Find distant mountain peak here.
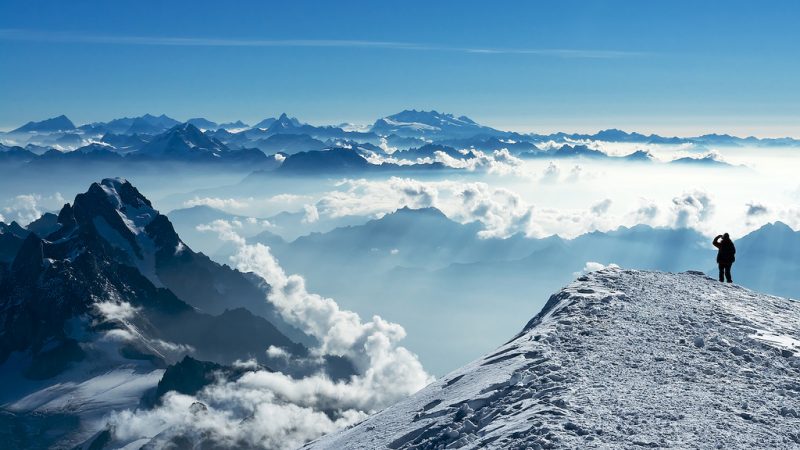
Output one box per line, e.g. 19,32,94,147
371,110,494,138
392,205,449,219
751,220,795,235
623,149,655,161
267,113,303,131
137,123,229,156
218,120,249,129
0,220,28,238
11,115,76,133
186,117,220,130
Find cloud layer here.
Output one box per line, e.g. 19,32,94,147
106,221,432,448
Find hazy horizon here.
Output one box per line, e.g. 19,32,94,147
4,109,800,140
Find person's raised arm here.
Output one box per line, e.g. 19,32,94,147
712,235,722,248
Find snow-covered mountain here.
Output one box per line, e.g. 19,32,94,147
371,110,502,139
308,268,800,449
136,123,229,156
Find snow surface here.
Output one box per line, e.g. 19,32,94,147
380,118,439,132
306,269,800,449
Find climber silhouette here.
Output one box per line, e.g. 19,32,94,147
712,233,736,283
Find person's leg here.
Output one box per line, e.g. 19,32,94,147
718,264,724,282
726,263,733,283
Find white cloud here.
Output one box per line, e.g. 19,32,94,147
378,137,398,154
2,192,65,225
196,221,246,246
107,223,435,448
432,148,525,175
633,199,660,223
108,386,364,450
540,162,561,183
302,204,319,224
268,193,313,204
184,196,249,210
101,328,137,343
95,301,139,321
268,176,739,240
574,261,620,276
745,202,768,217
671,191,714,228
315,177,534,239
93,300,195,359
153,339,195,354
566,164,583,182
456,184,533,239
310,177,693,239
242,217,274,229
590,199,612,215
266,346,290,359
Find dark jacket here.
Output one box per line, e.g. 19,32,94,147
713,236,736,264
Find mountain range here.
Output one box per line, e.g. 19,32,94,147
2,109,784,181
4,110,798,163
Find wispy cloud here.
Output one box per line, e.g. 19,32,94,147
0,28,642,59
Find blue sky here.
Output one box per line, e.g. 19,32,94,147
1,0,798,136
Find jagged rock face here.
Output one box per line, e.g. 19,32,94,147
25,212,61,238
0,178,307,378
308,269,800,449
149,356,265,406
0,218,189,378
0,221,29,263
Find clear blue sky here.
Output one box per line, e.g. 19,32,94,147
1,0,798,136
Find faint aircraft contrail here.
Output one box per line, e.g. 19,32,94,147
0,28,644,59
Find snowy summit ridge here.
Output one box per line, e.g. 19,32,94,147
308,269,800,449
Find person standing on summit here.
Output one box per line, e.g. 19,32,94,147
713,233,736,283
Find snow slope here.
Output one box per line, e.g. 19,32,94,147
307,269,800,449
